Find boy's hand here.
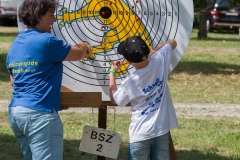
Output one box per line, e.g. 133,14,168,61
148,50,156,60
148,43,166,59
111,60,122,71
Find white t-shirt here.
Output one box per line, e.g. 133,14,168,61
113,44,178,143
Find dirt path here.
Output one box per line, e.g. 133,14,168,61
0,42,12,48
0,26,18,33
1,99,240,117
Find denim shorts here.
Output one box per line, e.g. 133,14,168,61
8,106,63,160
128,133,170,160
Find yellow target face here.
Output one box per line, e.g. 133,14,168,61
56,0,153,77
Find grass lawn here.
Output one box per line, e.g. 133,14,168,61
0,27,240,159
169,29,240,104
0,112,240,160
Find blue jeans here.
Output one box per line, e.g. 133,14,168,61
128,133,170,160
8,106,63,160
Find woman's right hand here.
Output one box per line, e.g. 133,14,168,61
84,43,93,58
76,42,93,58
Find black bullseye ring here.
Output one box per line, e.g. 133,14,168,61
100,7,112,19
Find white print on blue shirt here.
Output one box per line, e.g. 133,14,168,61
142,78,163,94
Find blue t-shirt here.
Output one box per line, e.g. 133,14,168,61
6,29,71,112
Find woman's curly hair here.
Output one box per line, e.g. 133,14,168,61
18,0,59,27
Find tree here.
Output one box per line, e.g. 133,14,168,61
198,0,207,39
224,0,240,7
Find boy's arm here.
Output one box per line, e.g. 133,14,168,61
149,39,177,59
109,72,117,105
109,61,122,105
167,39,177,50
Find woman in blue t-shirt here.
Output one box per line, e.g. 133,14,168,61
6,0,92,159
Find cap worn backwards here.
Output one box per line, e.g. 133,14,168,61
117,36,150,63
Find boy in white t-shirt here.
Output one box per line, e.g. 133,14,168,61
109,36,178,160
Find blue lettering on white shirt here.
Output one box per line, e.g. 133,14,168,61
142,78,163,94
145,92,157,101
141,93,163,115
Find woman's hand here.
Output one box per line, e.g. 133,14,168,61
84,43,93,58
75,42,93,58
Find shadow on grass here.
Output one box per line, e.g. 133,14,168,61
176,149,239,160
0,134,128,160
0,53,9,82
173,61,240,75
0,32,18,37
0,134,239,160
0,134,23,160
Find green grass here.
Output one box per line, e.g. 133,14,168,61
189,29,240,47
0,36,16,42
169,51,240,104
0,26,18,42
1,112,240,160
0,27,18,99
0,48,12,99
167,29,240,104
173,116,240,159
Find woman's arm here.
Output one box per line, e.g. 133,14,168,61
64,42,92,61
10,74,14,86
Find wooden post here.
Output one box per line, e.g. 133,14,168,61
97,106,107,160
198,0,207,39
169,132,177,160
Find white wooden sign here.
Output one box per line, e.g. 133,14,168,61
79,125,122,159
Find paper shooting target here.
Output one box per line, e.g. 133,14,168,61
18,0,193,101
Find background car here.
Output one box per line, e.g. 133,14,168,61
206,0,240,33
0,0,17,25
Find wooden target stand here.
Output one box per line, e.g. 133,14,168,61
60,86,177,160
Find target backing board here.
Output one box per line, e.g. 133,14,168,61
18,0,193,101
